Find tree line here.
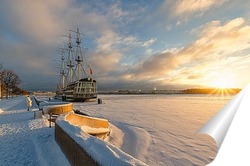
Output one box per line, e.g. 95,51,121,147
0,63,28,99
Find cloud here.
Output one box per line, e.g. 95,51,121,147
90,51,121,74
142,38,157,47
108,2,130,22
128,52,179,80
193,17,250,57
173,0,226,17
123,17,250,88
95,30,119,51
186,74,202,80
0,0,70,45
1,0,249,91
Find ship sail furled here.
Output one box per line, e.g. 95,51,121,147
58,48,67,90
55,26,97,101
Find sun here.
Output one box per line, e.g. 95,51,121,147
212,81,230,89
208,75,237,95
207,76,240,95
209,76,237,89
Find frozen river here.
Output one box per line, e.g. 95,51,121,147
73,94,233,166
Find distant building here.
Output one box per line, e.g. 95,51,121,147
32,91,56,97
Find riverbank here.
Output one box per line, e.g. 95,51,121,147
0,97,70,165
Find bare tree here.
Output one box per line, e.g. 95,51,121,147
1,70,21,99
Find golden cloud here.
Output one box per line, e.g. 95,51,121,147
127,17,250,86
173,0,225,16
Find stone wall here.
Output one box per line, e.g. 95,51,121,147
55,123,99,166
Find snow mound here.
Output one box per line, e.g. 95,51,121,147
57,116,148,166
115,122,152,160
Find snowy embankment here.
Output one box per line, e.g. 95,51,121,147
0,97,70,166
56,116,147,166
0,96,148,166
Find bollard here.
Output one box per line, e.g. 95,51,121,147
98,98,102,104
62,95,66,101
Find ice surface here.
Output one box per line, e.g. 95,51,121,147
198,84,250,165
73,94,233,165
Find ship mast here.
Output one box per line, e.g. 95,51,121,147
59,48,67,89
66,32,75,83
75,27,83,81
70,26,87,81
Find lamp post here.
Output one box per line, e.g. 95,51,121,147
0,73,2,99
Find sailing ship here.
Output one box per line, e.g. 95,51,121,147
55,27,97,101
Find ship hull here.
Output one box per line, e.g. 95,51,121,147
55,78,97,102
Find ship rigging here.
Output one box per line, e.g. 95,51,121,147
55,27,97,101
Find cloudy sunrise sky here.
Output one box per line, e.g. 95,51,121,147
0,0,250,91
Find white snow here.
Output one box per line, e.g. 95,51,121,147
73,94,233,166
57,117,147,166
80,125,110,135
198,84,250,165
0,96,70,166
0,94,234,165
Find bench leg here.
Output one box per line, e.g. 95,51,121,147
49,114,52,128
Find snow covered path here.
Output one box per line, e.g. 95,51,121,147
0,97,69,166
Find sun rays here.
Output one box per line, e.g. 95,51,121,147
208,88,240,96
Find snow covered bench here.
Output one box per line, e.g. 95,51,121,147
38,101,69,110
42,103,73,127
65,112,110,139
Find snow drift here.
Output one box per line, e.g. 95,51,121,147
56,115,147,166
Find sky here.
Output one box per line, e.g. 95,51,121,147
0,0,250,91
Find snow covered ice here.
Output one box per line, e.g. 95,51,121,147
74,94,232,166
0,94,234,165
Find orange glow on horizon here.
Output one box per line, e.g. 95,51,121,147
208,88,240,96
